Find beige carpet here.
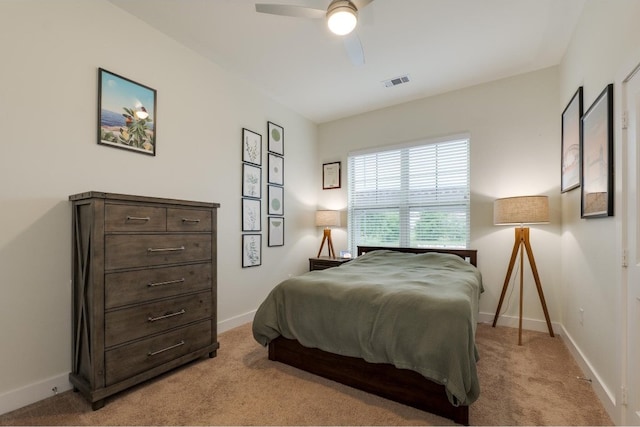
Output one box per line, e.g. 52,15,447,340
0,322,612,426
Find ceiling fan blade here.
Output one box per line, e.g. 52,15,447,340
255,4,326,19
351,0,373,11
343,33,365,66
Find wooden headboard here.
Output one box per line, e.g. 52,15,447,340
357,246,478,267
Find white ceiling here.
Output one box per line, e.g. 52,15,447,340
108,0,585,124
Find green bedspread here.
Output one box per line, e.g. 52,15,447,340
252,250,483,406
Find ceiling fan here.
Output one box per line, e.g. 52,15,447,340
255,0,374,66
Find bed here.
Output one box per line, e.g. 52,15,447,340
252,246,481,425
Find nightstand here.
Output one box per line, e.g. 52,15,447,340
309,256,352,271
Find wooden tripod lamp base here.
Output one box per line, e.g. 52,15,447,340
492,226,554,345
317,228,336,258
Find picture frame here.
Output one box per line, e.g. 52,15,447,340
242,128,262,166
323,161,341,189
242,234,262,268
268,121,284,155
267,217,285,247
268,153,284,185
98,68,157,156
561,87,583,192
242,198,261,231
267,185,284,216
242,163,262,199
581,83,614,218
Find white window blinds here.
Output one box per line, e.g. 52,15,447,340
347,136,470,251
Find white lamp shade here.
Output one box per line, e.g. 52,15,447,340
315,210,341,227
494,196,549,225
327,3,357,35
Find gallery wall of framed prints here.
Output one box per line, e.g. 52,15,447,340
241,121,285,267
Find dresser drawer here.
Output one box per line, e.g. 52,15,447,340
105,234,212,270
167,208,212,232
105,263,212,309
105,320,212,386
105,292,212,347
105,204,166,232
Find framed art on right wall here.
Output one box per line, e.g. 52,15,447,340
581,83,614,218
561,86,582,192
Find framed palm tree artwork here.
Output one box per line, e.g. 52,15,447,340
98,68,157,156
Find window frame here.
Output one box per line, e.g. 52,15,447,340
347,134,470,252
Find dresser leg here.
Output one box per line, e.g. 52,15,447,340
92,399,105,411
208,350,217,358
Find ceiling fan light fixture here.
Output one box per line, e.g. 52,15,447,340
327,1,357,35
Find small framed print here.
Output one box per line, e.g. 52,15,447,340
581,83,614,218
561,87,582,192
268,217,285,247
242,128,262,166
242,163,261,198
268,185,284,216
242,234,261,268
323,161,341,189
268,153,284,185
268,121,284,155
242,198,261,231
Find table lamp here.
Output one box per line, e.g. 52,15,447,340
315,210,340,258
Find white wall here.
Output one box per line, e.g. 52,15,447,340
0,0,317,414
559,0,640,423
317,67,563,329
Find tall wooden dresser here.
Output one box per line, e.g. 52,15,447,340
69,192,220,409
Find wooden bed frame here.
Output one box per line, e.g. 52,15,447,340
268,246,478,425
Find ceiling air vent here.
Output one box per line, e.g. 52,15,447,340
382,74,410,88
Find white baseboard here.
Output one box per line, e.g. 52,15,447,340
0,313,257,416
478,311,562,334
218,310,255,333
0,373,72,416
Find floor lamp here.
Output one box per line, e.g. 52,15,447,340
492,195,554,345
315,210,340,258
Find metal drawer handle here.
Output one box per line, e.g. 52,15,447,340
147,246,185,253
148,309,186,322
127,216,151,221
148,278,185,287
148,340,185,357
181,218,201,223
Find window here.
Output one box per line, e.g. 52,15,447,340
347,135,470,251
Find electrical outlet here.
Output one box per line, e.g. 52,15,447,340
579,308,584,325
52,386,58,395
